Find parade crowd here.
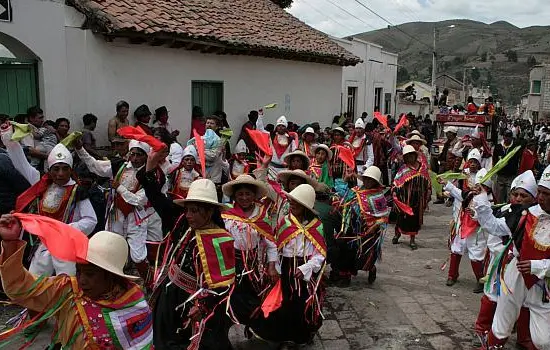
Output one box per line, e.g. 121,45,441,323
0,100,548,350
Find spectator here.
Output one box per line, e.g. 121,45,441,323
466,96,477,114
493,130,522,203
107,100,130,144
25,107,57,172
153,106,180,140
81,113,100,158
519,139,539,174
239,110,259,156
190,106,205,137
74,162,106,235
214,111,230,129
14,114,26,124
134,104,153,135
54,117,70,142
421,117,434,149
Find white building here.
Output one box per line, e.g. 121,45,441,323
525,64,550,123
396,81,432,117
0,0,359,145
332,37,398,121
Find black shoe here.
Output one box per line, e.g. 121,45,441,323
446,278,457,286
278,341,297,350
434,199,445,204
336,277,351,288
392,236,400,244
473,282,484,294
368,267,377,284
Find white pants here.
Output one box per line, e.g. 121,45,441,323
146,211,163,242
29,243,76,276
492,258,550,349
108,209,148,263
450,229,487,261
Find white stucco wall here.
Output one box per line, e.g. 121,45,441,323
332,37,398,121
1,0,343,146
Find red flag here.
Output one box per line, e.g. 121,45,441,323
12,213,89,264
193,129,206,177
261,280,283,318
393,114,409,134
117,126,165,152
373,112,389,130
246,129,273,156
392,194,414,216
337,145,355,169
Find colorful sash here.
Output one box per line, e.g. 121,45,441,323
195,228,236,289
222,203,274,242
459,210,480,239
520,213,550,289
353,188,390,219
277,215,326,257
348,133,366,157
393,162,430,189
71,278,153,349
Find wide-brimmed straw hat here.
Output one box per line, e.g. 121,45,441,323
222,174,267,198
285,184,318,215
360,166,382,185
85,231,139,281
405,135,427,145
331,126,346,135
277,169,319,189
406,130,425,139
174,179,223,207
314,144,332,160
403,145,417,155
283,150,311,169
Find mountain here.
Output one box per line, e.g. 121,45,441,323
351,20,550,104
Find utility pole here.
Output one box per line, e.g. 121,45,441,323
431,25,437,113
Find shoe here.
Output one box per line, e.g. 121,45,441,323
410,243,418,250
473,282,484,294
434,199,445,204
446,278,456,286
392,236,400,244
368,267,377,284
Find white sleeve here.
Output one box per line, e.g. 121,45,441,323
365,144,374,168
444,182,463,201
473,193,511,237
168,143,184,169
297,246,325,282
530,259,550,279
264,238,278,263
1,134,40,185
69,199,98,235
76,148,113,178
116,186,148,208
451,140,464,157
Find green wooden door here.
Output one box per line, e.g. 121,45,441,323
0,63,38,116
192,81,224,116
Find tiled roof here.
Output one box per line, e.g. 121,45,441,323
68,0,360,66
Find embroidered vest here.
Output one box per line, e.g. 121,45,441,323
38,184,78,223
277,215,326,257
113,165,139,216
519,212,550,289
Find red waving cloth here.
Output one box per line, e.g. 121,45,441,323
246,129,273,156
373,112,389,130
12,213,88,263
393,114,408,134
337,145,355,169
193,128,206,177
15,174,50,212
392,194,414,216
117,126,165,152
261,279,283,318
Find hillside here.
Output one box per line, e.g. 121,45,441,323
351,20,550,104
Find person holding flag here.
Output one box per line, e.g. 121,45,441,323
169,145,201,199
269,116,297,180
392,145,431,250
229,140,251,180
329,126,352,180
0,125,97,277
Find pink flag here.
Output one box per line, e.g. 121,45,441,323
193,129,206,177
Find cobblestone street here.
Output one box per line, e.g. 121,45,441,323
229,204,516,350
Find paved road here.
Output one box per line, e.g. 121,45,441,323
3,203,518,349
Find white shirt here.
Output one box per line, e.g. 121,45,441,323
223,204,277,263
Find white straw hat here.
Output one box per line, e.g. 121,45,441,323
361,166,382,185
406,130,425,139
405,135,427,145
222,174,267,198
402,145,416,155
304,127,315,135
331,126,346,135
467,148,482,163
47,143,73,169
314,144,332,160
85,231,139,281
285,184,318,215
283,150,311,169
443,126,458,134
174,179,223,207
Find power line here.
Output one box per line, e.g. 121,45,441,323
351,0,433,50
299,0,358,35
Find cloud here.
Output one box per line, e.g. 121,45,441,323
288,0,550,37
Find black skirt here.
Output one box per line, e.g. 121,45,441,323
230,249,263,326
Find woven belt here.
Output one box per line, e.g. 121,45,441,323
168,263,198,293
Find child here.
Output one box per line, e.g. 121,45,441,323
29,120,58,171
310,144,334,188
169,145,201,199
229,139,250,180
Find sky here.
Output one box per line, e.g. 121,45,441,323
287,0,550,38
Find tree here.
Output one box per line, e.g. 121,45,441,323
454,71,463,82
481,52,487,62
489,55,496,61
527,55,537,67
505,50,518,62
397,67,410,83
271,0,293,8
471,69,481,82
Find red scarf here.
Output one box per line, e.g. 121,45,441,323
222,203,274,242
16,174,52,213
348,132,366,157
277,215,326,257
